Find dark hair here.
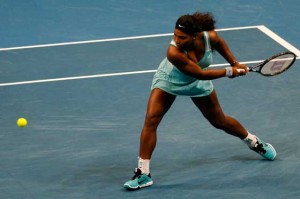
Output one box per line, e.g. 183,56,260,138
175,11,216,35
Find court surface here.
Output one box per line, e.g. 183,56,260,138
1,1,300,199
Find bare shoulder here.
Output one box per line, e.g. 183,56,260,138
207,30,221,46
167,45,188,67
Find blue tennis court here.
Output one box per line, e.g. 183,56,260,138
1,1,300,199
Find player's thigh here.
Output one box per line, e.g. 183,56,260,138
145,88,176,124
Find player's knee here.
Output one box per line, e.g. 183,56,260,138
144,114,162,129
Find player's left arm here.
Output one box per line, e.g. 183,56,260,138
209,30,248,70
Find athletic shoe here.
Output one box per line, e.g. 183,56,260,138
251,137,277,160
124,168,153,190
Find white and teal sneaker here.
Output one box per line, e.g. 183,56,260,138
124,168,153,190
251,137,277,160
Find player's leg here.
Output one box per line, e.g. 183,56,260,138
191,90,276,160
191,90,248,138
124,88,176,190
139,88,176,159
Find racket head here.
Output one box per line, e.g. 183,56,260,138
256,52,296,76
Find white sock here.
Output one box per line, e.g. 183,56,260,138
138,157,150,175
242,132,258,148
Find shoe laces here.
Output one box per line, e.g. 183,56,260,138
131,168,142,180
131,168,151,180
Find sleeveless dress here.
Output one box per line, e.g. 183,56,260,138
151,31,214,97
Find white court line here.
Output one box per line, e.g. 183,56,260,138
0,60,269,87
0,70,157,87
0,25,299,87
1,58,299,87
0,25,260,51
257,25,300,57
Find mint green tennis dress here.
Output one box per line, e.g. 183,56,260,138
151,31,214,97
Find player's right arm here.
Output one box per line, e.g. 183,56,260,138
167,45,228,80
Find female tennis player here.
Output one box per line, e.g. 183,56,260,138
124,11,276,190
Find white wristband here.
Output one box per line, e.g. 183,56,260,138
225,67,233,77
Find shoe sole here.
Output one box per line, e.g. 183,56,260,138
124,181,153,190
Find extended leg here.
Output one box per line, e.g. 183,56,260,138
191,90,248,139
191,90,276,160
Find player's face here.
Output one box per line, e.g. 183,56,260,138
173,29,194,50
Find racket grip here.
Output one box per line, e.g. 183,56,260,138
237,67,251,73
237,69,245,73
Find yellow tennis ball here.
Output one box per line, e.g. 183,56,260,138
17,118,27,127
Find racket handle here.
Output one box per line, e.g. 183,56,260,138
237,67,251,73
248,67,254,72
237,69,245,73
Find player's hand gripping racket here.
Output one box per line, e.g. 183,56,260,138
248,51,296,76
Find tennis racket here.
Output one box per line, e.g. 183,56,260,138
248,51,296,76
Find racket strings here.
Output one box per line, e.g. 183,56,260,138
260,54,295,75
